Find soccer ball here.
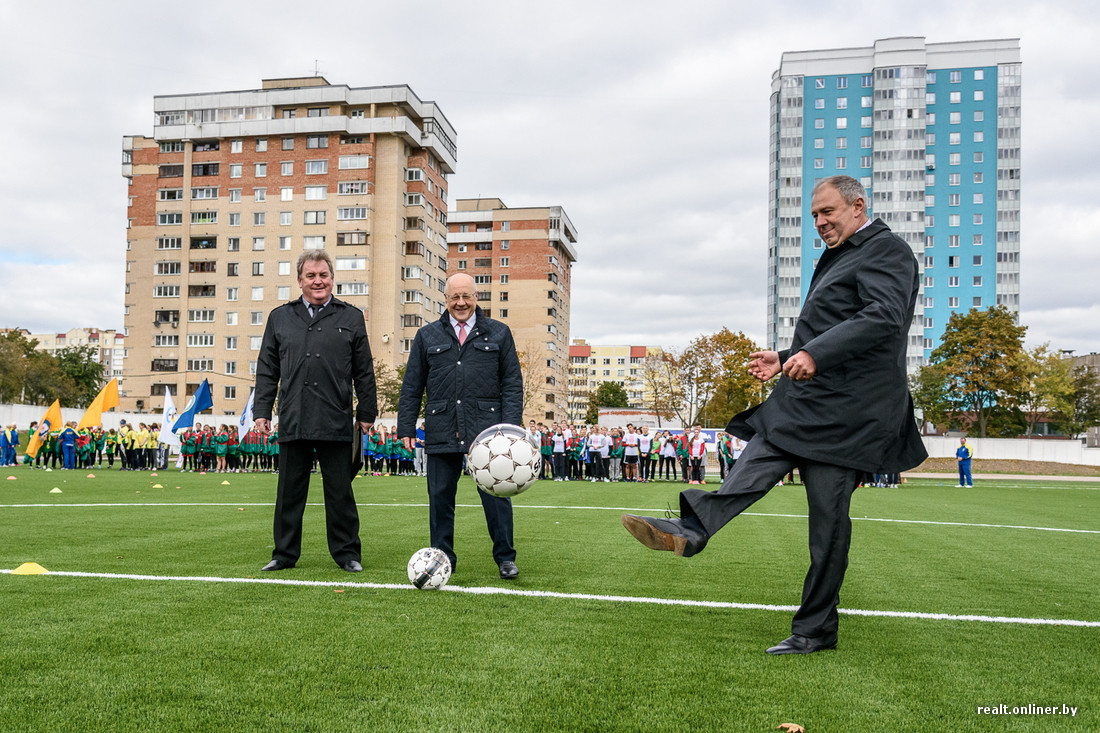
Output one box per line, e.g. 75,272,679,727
406,547,452,590
466,423,541,497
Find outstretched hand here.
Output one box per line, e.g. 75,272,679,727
748,351,782,382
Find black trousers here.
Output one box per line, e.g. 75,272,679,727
427,452,515,571
271,439,360,566
680,436,860,640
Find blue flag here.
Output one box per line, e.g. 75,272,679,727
172,379,214,432
237,388,255,441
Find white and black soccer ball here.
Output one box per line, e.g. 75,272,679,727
407,547,452,590
466,423,541,497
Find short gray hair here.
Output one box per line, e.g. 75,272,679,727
296,249,334,278
812,175,868,207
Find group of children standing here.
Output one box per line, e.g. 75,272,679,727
179,424,279,473
525,422,745,485
361,425,423,476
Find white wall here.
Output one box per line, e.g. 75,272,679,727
921,435,1100,466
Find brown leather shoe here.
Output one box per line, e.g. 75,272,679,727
621,515,707,557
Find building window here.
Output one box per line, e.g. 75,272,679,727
306,135,328,149
226,336,237,350
253,212,265,226
228,213,241,227
252,262,264,276
250,312,263,326
158,212,183,226
335,282,368,296
337,207,368,220
280,212,292,226
305,186,327,200
338,181,368,195
337,231,367,246
251,287,263,301
255,163,267,178
278,286,290,300
304,210,327,225
338,155,370,170
226,312,238,326
335,257,366,271
252,237,265,250
256,139,268,152
305,160,328,175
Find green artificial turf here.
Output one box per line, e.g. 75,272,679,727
1,468,1096,731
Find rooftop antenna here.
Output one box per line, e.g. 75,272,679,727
313,59,324,77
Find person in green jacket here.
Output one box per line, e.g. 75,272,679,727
214,425,229,472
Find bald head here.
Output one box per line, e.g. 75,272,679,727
445,273,477,323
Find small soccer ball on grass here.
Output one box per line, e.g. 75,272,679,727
465,423,541,497
407,547,452,590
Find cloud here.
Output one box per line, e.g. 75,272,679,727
0,0,1098,360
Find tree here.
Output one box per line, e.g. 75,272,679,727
641,351,683,427
928,306,1027,438
373,360,404,417
1018,344,1074,436
55,345,105,407
514,339,546,421
696,328,766,427
910,364,952,433
585,381,629,424
1058,365,1100,438
0,331,32,403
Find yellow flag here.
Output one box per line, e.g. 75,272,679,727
26,400,63,459
77,378,120,430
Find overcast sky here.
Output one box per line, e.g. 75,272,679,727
2,0,1098,355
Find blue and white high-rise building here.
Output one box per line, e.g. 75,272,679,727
767,37,1021,370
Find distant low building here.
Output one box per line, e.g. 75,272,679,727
26,327,126,392
568,339,664,420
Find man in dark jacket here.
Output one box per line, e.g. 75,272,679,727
623,175,927,654
254,250,377,572
399,273,524,579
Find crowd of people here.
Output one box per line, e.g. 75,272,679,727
516,421,745,484
8,419,282,473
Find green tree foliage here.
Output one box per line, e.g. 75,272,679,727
0,331,102,407
1058,365,1100,438
585,381,629,424
696,328,767,427
910,364,952,432
1018,344,1075,436
55,345,105,407
928,306,1027,438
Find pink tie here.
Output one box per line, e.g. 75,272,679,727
458,322,467,345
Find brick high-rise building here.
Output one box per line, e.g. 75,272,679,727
121,76,456,414
447,198,577,424
768,37,1021,370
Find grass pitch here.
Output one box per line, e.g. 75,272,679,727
1,467,1097,732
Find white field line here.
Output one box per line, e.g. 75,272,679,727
2,501,1097,535
2,568,1097,628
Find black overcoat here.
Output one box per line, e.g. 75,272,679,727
397,307,523,454
253,297,377,442
728,219,927,473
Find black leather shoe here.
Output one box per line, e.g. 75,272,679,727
766,634,837,655
621,514,708,557
261,559,295,571
499,560,519,580
341,560,363,572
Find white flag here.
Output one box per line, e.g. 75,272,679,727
159,387,180,447
238,388,255,441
